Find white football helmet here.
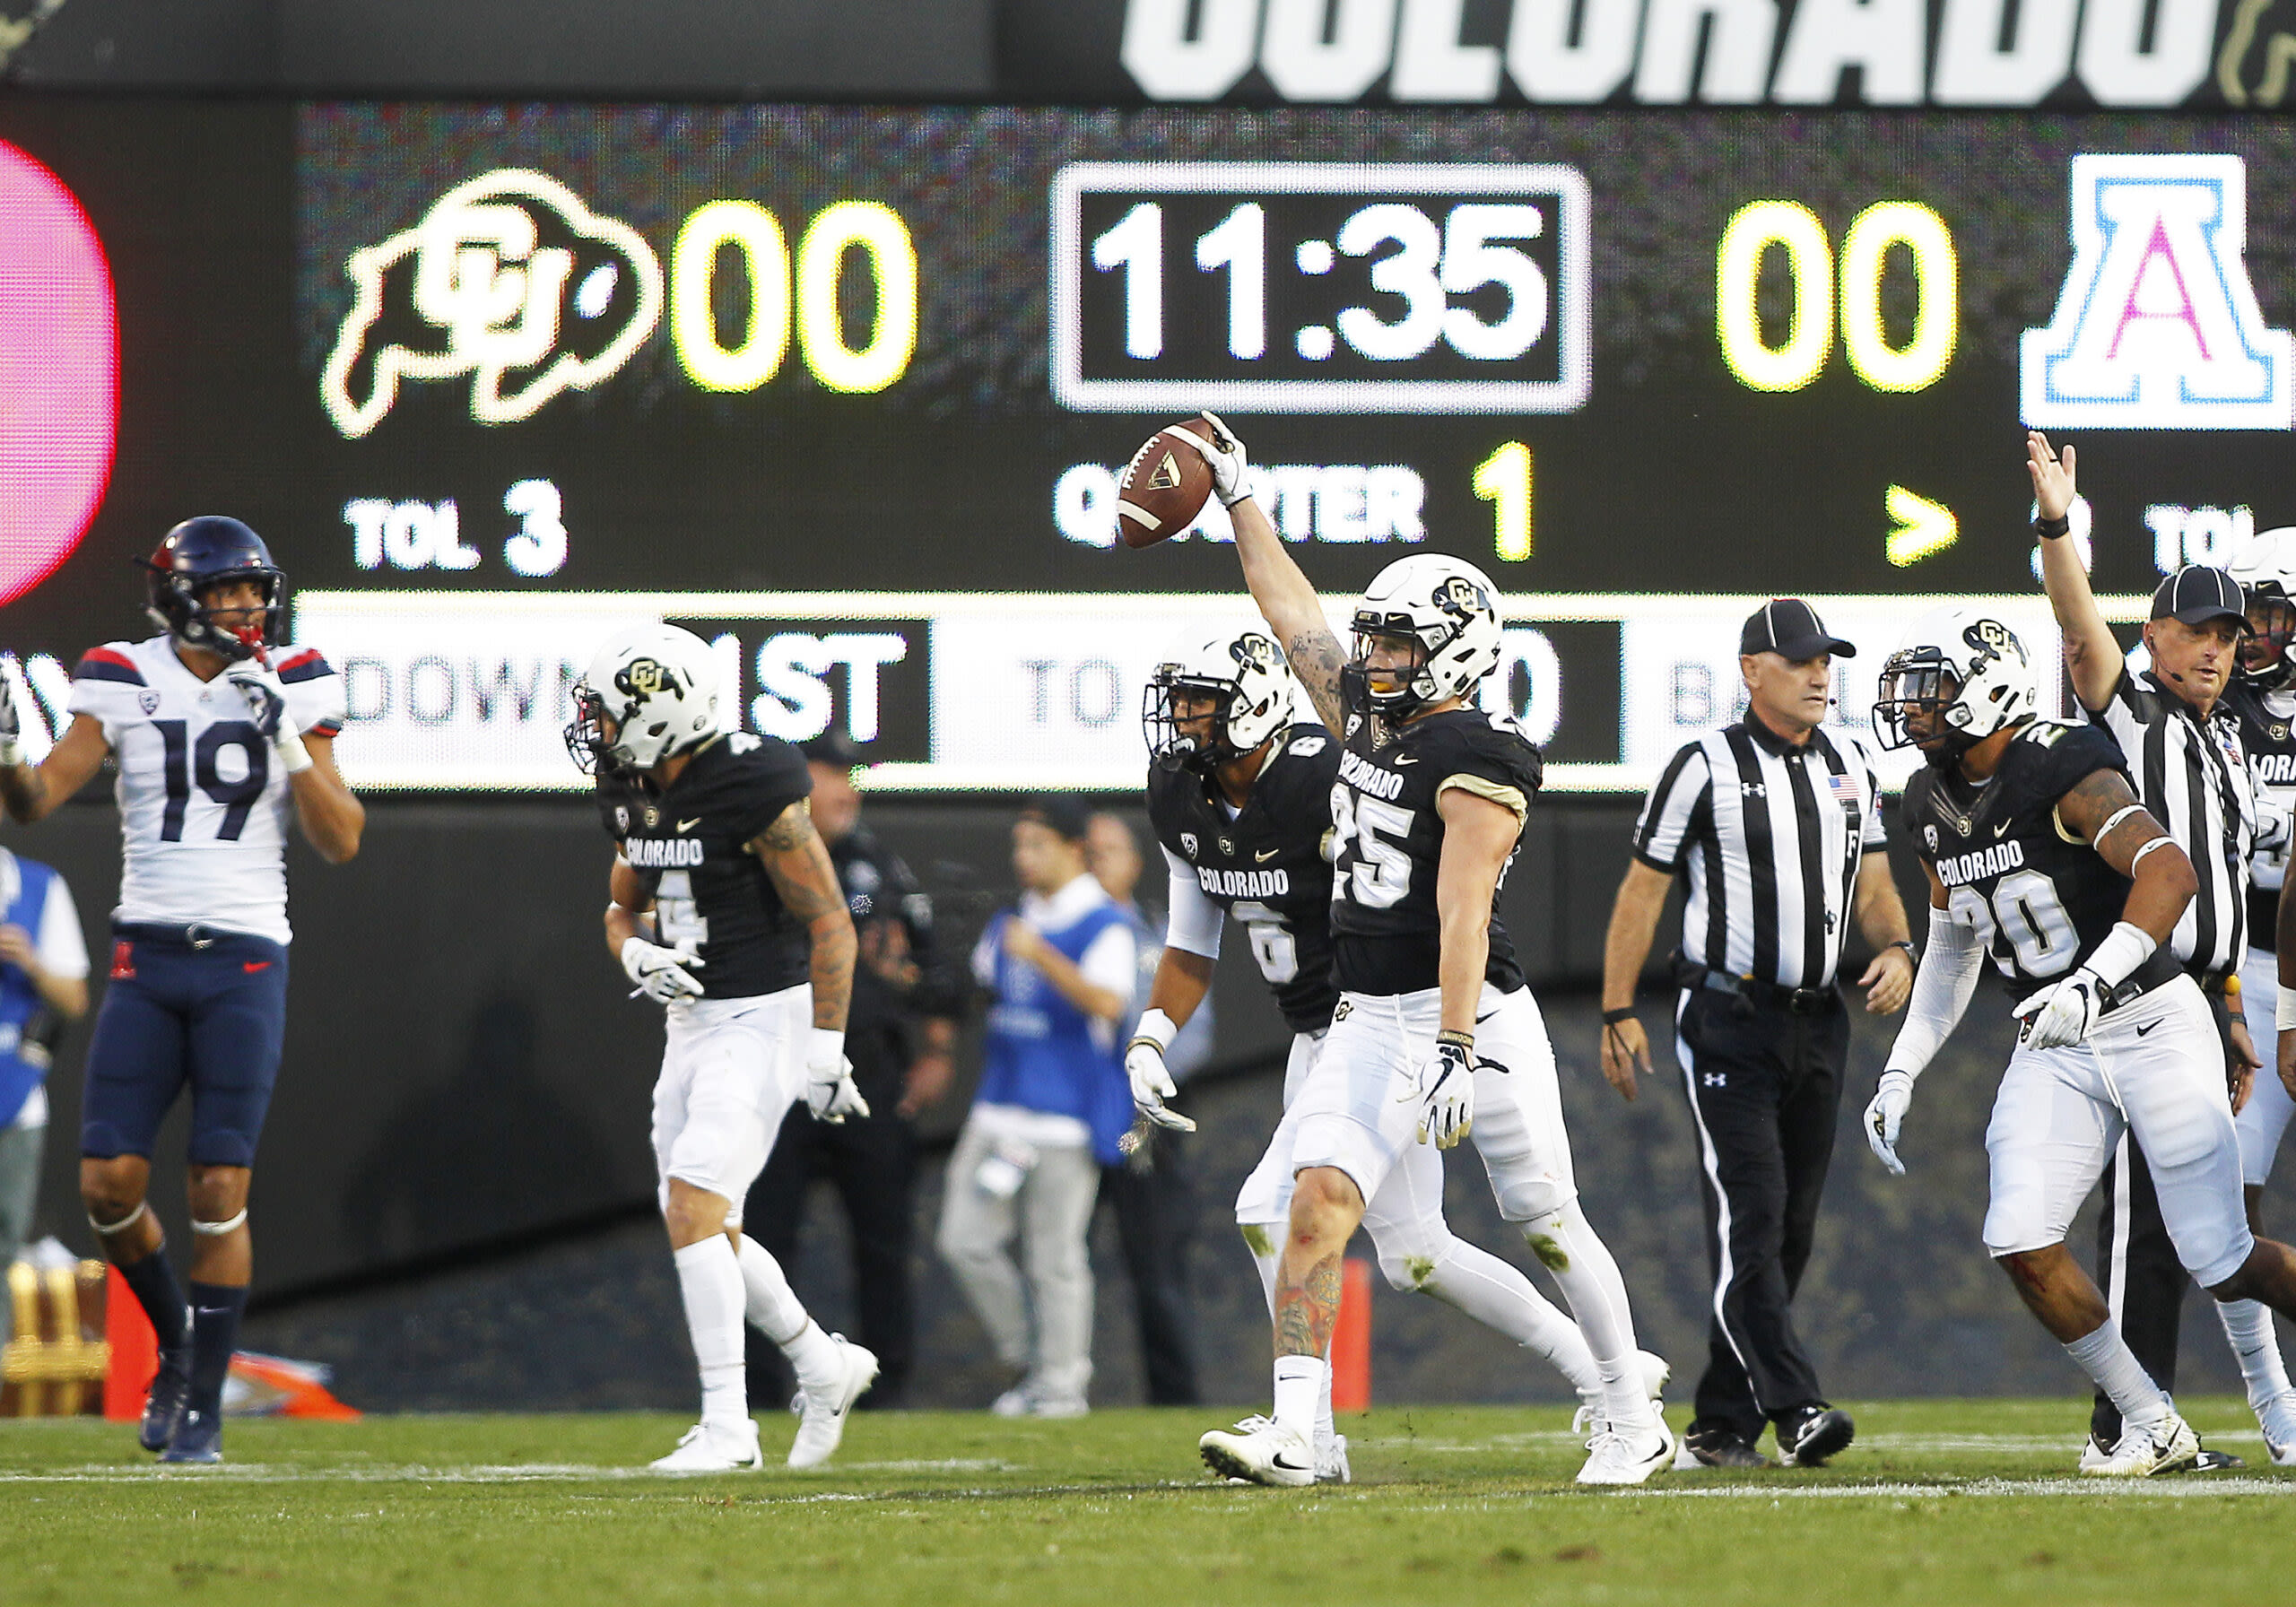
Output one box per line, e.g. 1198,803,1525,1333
2231,526,2296,691
1348,553,1504,718
564,623,722,777
1143,624,1296,771
1872,604,2036,758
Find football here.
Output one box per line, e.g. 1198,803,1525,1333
1115,416,1216,548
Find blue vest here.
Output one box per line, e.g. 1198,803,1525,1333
978,894,1134,1165
0,854,59,1127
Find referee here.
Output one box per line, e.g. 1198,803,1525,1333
2029,431,2277,1468
1601,599,1914,1470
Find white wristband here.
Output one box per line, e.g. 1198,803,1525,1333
1131,1007,1178,1052
808,1028,847,1073
275,728,314,776
2278,986,2296,1032
2084,920,2158,990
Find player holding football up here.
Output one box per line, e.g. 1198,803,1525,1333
566,624,875,1472
1866,606,2296,1475
0,517,362,1463
1129,628,1665,1482
1172,419,1673,1487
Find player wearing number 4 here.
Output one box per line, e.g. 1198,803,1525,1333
566,624,875,1472
1866,606,2296,1476
0,517,363,1464
1174,417,1674,1487
1133,629,1666,1482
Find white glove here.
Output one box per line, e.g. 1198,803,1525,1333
224,658,312,775
1407,1032,1476,1149
620,935,706,1003
1189,411,1254,508
1125,1009,1196,1134
2013,968,2105,1050
0,669,20,765
1865,1070,1914,1177
804,1029,871,1124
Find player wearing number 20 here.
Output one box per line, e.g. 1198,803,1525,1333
1178,418,1673,1489
567,624,875,1472
1868,606,2296,1476
0,517,363,1464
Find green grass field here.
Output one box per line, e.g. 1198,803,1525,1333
4,1400,2292,1605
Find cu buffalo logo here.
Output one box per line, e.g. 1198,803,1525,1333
320,169,663,439
1437,576,1486,613
1231,632,1279,673
1963,618,2023,663
614,656,679,699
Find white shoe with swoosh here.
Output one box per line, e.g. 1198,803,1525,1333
1200,1415,1315,1487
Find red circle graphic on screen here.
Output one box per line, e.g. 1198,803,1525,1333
0,142,117,606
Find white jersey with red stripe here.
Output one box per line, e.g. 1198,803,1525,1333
65,635,347,944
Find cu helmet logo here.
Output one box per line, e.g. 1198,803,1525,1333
1231,632,1278,673
320,169,665,439
1438,576,1484,612
1963,618,2022,661
615,656,677,699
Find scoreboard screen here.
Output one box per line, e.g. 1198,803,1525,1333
0,101,2276,791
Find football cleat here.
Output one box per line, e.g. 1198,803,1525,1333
159,1407,222,1464
1200,1415,1316,1488
1777,1404,1856,1468
2257,1389,2296,1467
787,1334,877,1469
1576,1419,1675,1486
2082,1412,2200,1478
1677,1422,1773,1469
1316,1433,1352,1485
648,1420,763,1472
1571,1350,1673,1436
139,1344,193,1455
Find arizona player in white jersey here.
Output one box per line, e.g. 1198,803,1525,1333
566,624,875,1472
0,517,363,1463
1175,418,1674,1487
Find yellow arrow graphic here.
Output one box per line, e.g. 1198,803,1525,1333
1886,485,1957,568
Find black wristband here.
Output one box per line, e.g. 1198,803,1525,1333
2034,511,2072,540
1601,1006,1638,1025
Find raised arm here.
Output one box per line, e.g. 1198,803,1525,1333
2028,432,2124,714
752,797,857,1034
1184,417,1349,735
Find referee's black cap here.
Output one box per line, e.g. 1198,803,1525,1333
1740,599,1856,661
1018,795,1093,843
800,729,865,768
2151,565,2248,630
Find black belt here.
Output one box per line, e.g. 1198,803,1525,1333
1672,957,1840,1016
113,920,246,951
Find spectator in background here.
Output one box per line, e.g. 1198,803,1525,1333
938,797,1135,1418
744,732,960,1411
0,846,90,1334
1086,810,1207,1406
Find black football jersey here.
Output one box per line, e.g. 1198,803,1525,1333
1328,705,1543,996
2225,681,2296,949
1900,719,2178,997
1146,722,1341,1034
597,732,813,999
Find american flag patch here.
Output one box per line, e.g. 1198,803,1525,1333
1829,775,1859,806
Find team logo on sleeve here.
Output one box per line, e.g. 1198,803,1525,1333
1179,831,1198,858
321,169,665,439
1924,823,1940,851
137,689,160,715
2022,154,2292,430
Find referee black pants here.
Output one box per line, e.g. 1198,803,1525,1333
1677,988,1848,1443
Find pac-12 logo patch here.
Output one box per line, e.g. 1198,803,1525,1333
137,689,161,715
321,169,664,439
1179,832,1197,858
2022,154,2292,430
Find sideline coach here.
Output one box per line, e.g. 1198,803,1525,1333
1600,600,1914,1470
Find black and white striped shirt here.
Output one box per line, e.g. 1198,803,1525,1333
2089,669,2256,977
1631,717,1889,990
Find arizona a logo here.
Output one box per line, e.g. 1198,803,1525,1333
2022,155,2292,430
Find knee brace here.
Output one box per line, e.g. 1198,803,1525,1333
190,1209,248,1236
87,1201,148,1237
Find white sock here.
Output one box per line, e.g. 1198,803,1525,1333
1248,1224,1335,1446
673,1238,749,1434
1412,1238,1602,1397
2216,1299,2295,1407
1272,1355,1326,1441
735,1235,839,1390
1521,1206,1653,1431
2066,1320,2171,1431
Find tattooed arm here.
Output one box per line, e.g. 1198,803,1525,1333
752,797,857,1033
2057,766,2196,943
1229,492,1348,736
